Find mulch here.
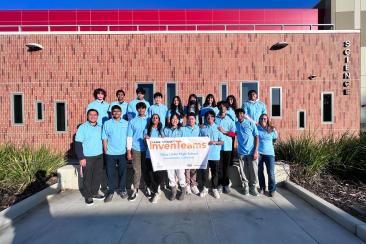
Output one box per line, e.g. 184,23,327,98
288,163,366,222
0,175,58,212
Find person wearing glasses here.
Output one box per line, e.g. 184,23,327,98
257,114,278,197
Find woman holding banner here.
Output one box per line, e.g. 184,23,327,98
144,114,166,204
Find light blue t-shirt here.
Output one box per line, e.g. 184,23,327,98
127,116,148,151
227,107,237,122
144,127,164,158
102,118,128,155
148,104,168,127
235,119,259,156
163,127,184,138
257,126,278,156
199,106,219,124
127,99,150,120
199,123,223,161
215,114,236,151
242,100,267,123
183,124,200,137
86,100,110,126
75,122,103,157
108,101,129,120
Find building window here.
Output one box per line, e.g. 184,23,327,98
166,83,176,106
298,110,306,129
137,83,154,105
35,101,44,121
321,92,333,123
220,83,228,101
270,87,282,118
55,102,67,132
241,81,259,105
196,95,203,108
11,93,24,125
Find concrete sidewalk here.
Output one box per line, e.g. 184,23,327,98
0,188,363,244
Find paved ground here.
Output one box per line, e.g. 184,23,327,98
0,187,364,244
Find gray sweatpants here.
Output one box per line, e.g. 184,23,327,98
238,155,258,189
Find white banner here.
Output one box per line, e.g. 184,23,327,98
146,137,210,171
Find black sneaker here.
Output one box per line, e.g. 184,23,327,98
92,194,105,201
85,198,94,206
118,191,128,199
104,193,113,203
128,190,138,202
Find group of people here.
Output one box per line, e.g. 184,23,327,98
75,87,278,206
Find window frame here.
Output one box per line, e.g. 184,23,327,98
54,101,67,133
270,87,282,119
240,81,259,106
10,92,24,126
321,92,334,124
297,109,306,130
35,100,44,122
136,82,155,106
219,82,228,101
165,82,177,106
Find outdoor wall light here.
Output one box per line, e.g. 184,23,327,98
25,43,43,52
308,74,317,80
270,41,288,50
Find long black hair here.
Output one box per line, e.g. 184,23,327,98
170,96,185,117
186,94,199,116
203,94,216,107
226,95,238,109
147,114,163,137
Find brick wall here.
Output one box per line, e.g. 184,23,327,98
0,32,360,154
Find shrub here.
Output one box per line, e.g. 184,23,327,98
0,144,66,193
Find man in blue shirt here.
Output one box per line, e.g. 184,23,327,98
127,102,148,201
199,111,224,199
127,88,150,120
242,90,267,124
102,105,129,202
108,89,128,121
216,101,236,194
75,109,105,205
86,88,110,126
235,108,259,196
148,92,168,127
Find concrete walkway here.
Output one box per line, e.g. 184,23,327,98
0,188,363,244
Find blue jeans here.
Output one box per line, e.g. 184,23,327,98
105,154,127,193
258,154,276,193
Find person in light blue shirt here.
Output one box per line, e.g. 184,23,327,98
102,105,129,202
235,108,259,196
126,102,148,201
199,94,219,124
183,112,201,195
127,87,150,120
108,89,128,121
148,92,168,127
86,88,110,125
199,111,224,199
164,113,186,201
75,109,104,205
215,101,236,194
257,114,278,197
242,90,267,124
143,113,166,204
166,96,185,125
226,95,239,166
184,94,200,125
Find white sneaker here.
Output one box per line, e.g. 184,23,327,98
217,185,223,194
146,187,152,197
191,186,200,195
200,187,208,197
151,192,160,204
212,189,220,199
186,186,192,195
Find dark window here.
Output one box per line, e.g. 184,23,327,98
137,84,154,105
322,93,333,122
166,83,176,106
271,88,281,117
197,96,203,108
56,102,66,132
299,111,305,129
221,84,227,101
241,82,258,104
12,94,23,124
36,102,43,121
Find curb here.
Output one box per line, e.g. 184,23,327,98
284,180,366,242
0,182,61,231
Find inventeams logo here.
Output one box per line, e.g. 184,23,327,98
149,139,208,150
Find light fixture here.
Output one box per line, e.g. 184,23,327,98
25,43,43,52
270,41,288,50
308,74,317,80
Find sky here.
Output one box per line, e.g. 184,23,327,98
0,0,321,10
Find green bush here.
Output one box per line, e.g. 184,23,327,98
0,144,66,193
275,132,366,181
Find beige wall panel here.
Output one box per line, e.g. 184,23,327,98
336,0,355,12
335,11,354,29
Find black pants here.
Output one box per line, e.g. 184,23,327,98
219,151,232,187
201,160,219,189
146,158,165,193
82,154,104,198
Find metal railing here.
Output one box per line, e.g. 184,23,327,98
0,23,335,32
